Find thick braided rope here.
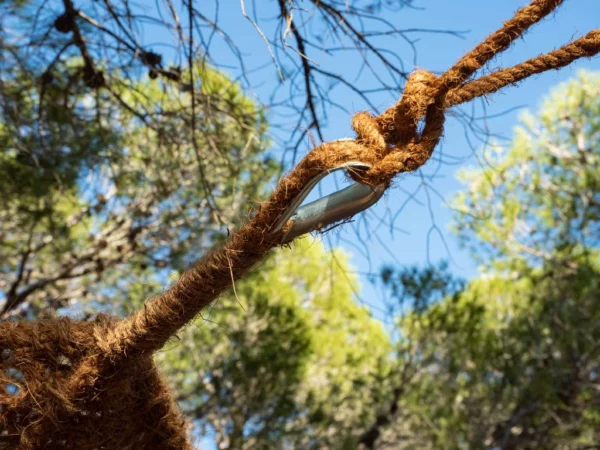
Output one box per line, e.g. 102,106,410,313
355,0,566,185
446,29,600,107
104,0,600,358
101,141,377,356
355,29,600,186
437,0,564,91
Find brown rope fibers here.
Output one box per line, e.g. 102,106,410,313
1,1,598,448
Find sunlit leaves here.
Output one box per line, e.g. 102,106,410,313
155,239,390,449
452,70,600,273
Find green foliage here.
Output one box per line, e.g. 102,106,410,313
386,263,600,449
152,239,391,449
452,70,600,273
0,52,277,318
375,71,600,449
2,13,393,449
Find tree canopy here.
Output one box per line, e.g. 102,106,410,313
0,55,276,319
373,71,600,449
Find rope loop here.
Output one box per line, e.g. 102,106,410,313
352,70,439,152
350,70,442,185
389,70,439,147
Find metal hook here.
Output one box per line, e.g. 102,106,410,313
272,160,385,243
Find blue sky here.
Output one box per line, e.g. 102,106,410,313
144,0,599,319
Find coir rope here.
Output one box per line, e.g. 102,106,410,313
1,1,599,448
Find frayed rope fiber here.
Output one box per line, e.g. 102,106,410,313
1,1,599,448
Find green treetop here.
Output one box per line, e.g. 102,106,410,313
0,54,277,319
372,71,600,450
151,239,391,450
452,70,600,274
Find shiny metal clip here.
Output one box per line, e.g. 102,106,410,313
272,161,385,243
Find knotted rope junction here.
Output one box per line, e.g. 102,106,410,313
1,1,598,448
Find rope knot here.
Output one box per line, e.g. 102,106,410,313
350,69,444,185
388,70,438,147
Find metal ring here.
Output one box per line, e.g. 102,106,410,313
272,160,385,243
